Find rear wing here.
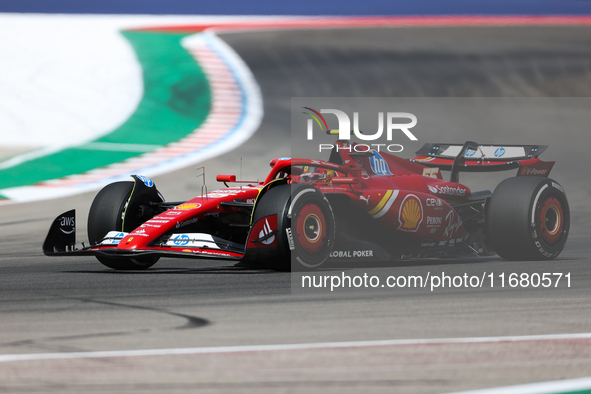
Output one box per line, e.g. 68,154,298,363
410,141,554,182
416,143,548,160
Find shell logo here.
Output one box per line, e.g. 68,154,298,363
175,203,202,210
521,167,528,175
398,195,423,232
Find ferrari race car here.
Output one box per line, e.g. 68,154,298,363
43,140,570,271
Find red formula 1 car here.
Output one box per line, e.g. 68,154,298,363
43,140,570,271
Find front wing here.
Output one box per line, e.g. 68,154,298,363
42,210,243,261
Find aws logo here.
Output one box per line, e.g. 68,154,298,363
59,215,75,235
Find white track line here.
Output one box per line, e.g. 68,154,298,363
2,332,591,363
443,377,591,394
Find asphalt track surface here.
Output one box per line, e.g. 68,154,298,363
1,26,591,393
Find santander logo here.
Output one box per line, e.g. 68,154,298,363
428,184,466,197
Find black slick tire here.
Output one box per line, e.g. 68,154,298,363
288,185,335,271
486,177,569,260
88,181,159,270
251,184,335,271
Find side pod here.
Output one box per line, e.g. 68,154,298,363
43,210,77,255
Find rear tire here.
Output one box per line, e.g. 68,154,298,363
88,181,161,270
486,177,569,260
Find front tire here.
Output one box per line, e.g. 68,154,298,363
486,177,569,260
289,185,335,270
88,181,162,270
251,184,335,271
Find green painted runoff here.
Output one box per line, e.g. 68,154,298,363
0,31,211,189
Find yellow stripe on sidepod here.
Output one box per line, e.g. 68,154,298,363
368,190,393,216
